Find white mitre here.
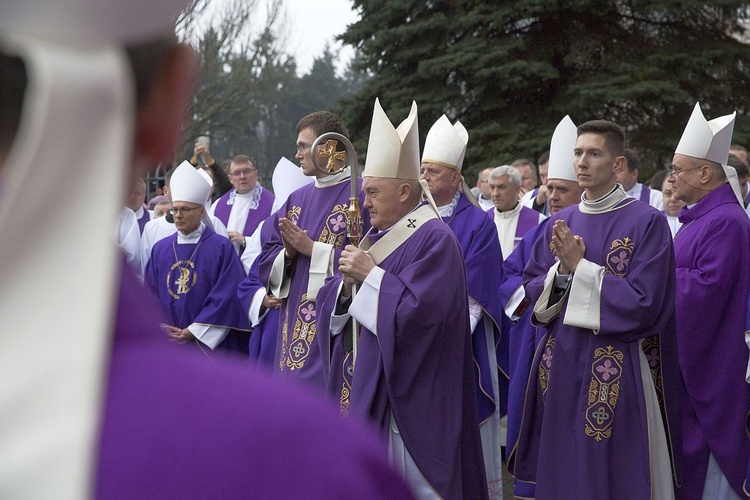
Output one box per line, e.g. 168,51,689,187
171,161,216,231
272,156,314,213
548,115,578,182
675,102,743,204
0,1,189,498
422,114,468,171
363,98,420,180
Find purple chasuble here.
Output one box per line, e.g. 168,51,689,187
136,206,150,235
315,217,489,500
145,226,250,346
673,183,750,499
96,260,414,499
213,187,275,237
499,219,550,499
257,178,369,389
640,184,651,204
517,198,683,500
444,192,507,424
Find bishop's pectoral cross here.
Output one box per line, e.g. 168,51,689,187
317,139,346,172
175,268,191,295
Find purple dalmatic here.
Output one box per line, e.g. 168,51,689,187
96,259,414,499
499,218,550,499
315,218,488,500
257,178,368,388
444,192,507,424
517,197,683,500
145,226,250,351
673,183,750,498
213,186,275,237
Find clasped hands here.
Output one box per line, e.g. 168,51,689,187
279,217,314,258
551,219,586,274
338,244,375,296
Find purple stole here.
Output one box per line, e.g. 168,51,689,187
514,205,541,250
639,184,651,204
213,188,274,236
136,206,150,235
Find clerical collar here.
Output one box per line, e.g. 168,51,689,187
495,201,522,219
231,184,263,209
314,167,350,188
579,184,631,214
178,222,205,243
437,191,461,218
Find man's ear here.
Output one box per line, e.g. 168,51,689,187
613,156,625,174
134,44,198,166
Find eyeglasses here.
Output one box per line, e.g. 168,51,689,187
668,164,705,178
295,144,311,154
169,206,202,215
229,168,257,177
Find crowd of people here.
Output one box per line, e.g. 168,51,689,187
3,1,750,499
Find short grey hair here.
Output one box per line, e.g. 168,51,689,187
489,165,521,187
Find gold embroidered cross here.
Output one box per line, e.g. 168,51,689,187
317,139,346,172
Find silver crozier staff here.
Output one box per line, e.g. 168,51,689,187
310,134,363,367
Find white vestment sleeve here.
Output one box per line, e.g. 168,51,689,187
240,221,264,274
504,285,526,321
328,281,349,337
562,258,605,332
268,251,290,299
247,287,268,327
469,297,482,333
187,323,229,350
533,261,568,324
307,241,334,302
349,266,385,336
140,228,153,276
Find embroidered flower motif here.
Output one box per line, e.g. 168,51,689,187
596,359,619,381
542,346,553,369
610,251,629,272
301,304,316,322
330,214,346,232
645,347,659,368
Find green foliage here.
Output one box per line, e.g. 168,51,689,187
339,0,750,182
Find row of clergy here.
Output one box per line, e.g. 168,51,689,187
139,96,750,500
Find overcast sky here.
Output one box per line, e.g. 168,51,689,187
283,0,358,75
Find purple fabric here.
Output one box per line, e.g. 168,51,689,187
517,199,683,499
444,192,507,422
673,183,750,499
136,206,150,235
212,187,275,237
499,219,550,499
96,260,414,499
145,227,250,336
257,178,368,388
485,204,543,253
640,184,651,204
316,218,489,500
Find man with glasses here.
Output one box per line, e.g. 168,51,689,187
670,103,750,499
210,154,274,255
257,111,368,390
145,162,250,355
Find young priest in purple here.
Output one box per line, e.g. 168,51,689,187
517,120,682,499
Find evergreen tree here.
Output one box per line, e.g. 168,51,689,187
339,0,750,180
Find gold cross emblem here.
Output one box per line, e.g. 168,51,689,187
317,139,346,172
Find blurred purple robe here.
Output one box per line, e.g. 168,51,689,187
316,217,489,500
674,183,750,498
96,260,415,499
517,197,683,499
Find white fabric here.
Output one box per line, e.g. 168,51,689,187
504,285,526,321
247,287,268,327
625,182,663,210
348,266,385,336
388,413,439,499
421,115,468,171
140,215,228,275
468,298,482,333
666,215,683,239
116,206,142,273
271,157,314,213
492,203,537,259
480,315,504,499
637,344,675,500
209,187,257,254
477,195,493,212
171,160,211,205
363,99,421,181
268,249,289,299
187,323,228,350
675,103,735,167
0,39,130,499
307,241,334,302
314,167,350,188
436,191,460,218
329,282,349,336
547,115,578,182
533,262,568,324
563,258,605,332
240,220,264,274
701,453,741,500
579,184,630,214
